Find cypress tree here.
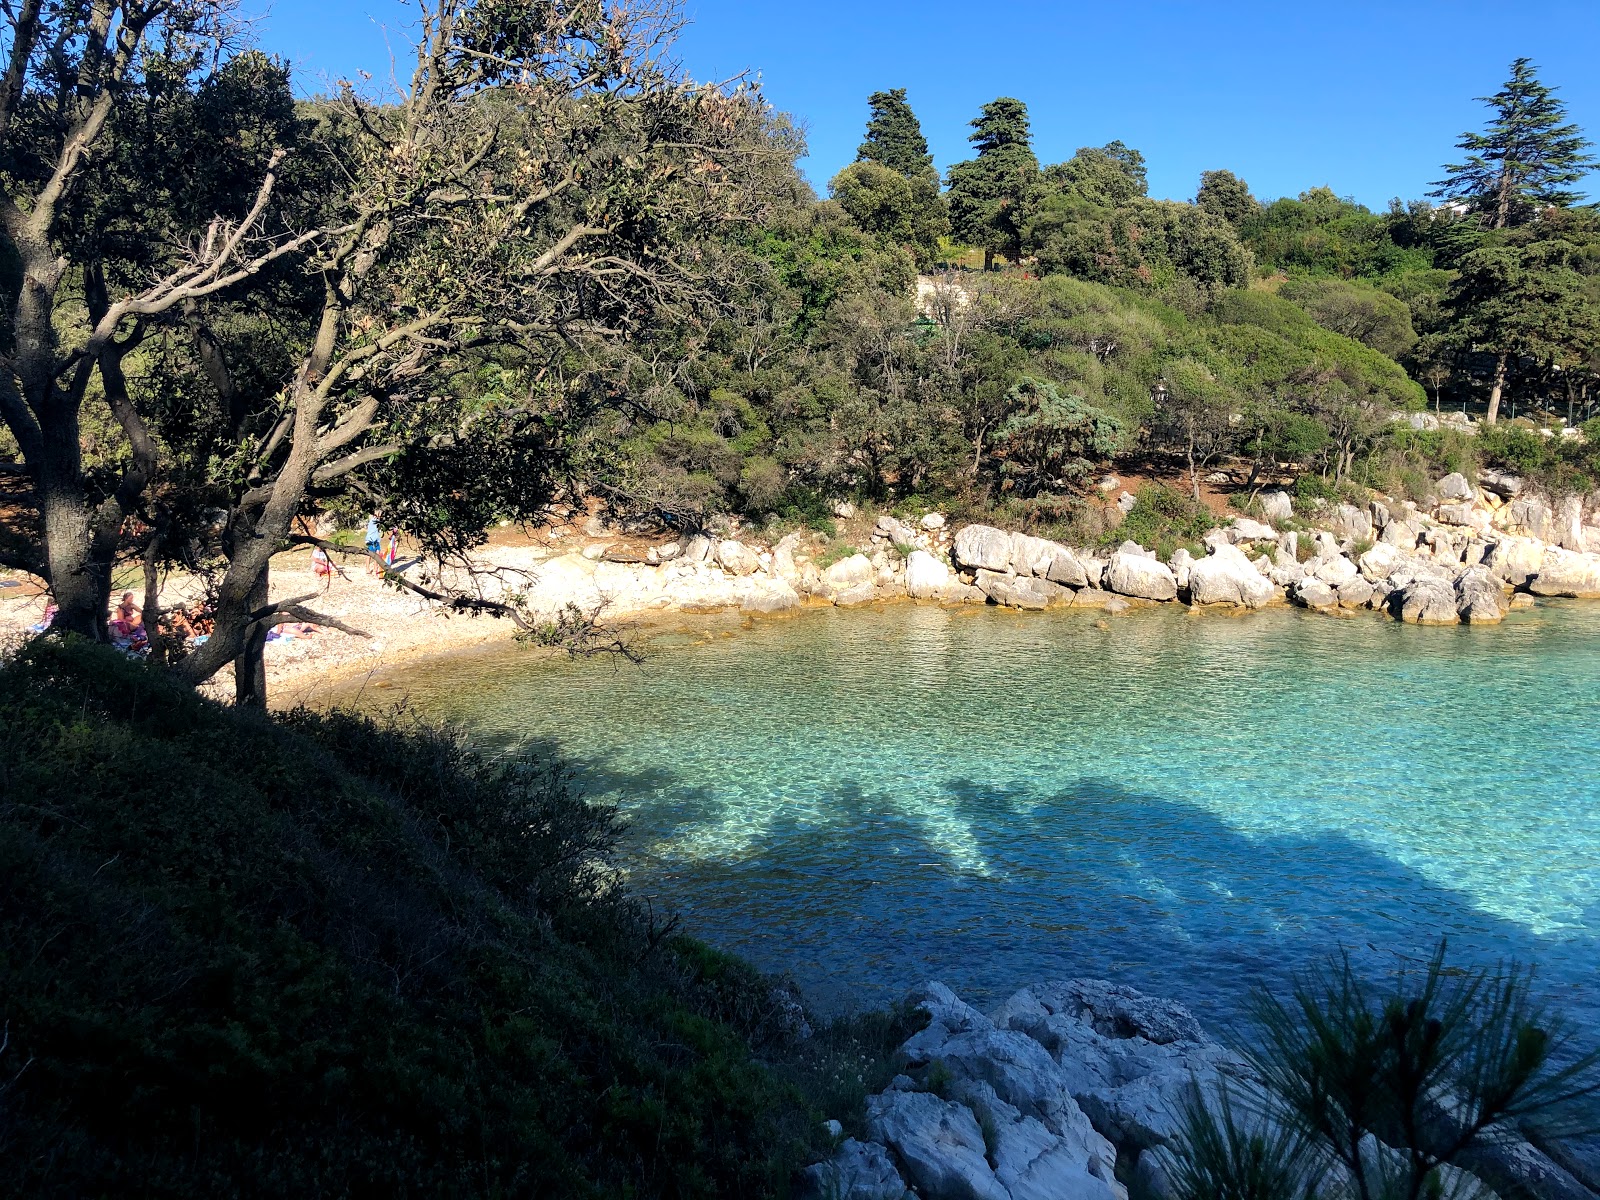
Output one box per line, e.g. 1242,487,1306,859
855,88,936,182
944,97,1039,270
1431,58,1596,230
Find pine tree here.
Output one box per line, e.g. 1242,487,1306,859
1431,58,1596,230
855,88,936,182
944,97,1039,270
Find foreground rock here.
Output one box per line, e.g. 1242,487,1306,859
1530,549,1600,598
803,980,1593,1200
1187,543,1277,608
1107,551,1177,602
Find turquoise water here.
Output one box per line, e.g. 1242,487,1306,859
363,602,1600,1035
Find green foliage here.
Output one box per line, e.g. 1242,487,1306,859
854,88,937,182
1173,942,1600,1200
1280,277,1418,358
1433,57,1597,227
945,98,1039,268
1196,169,1261,228
992,377,1124,497
0,639,872,1197
1113,483,1215,557
829,160,948,262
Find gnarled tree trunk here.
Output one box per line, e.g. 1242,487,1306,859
1485,353,1508,425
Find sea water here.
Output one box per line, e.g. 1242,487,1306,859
359,602,1600,1038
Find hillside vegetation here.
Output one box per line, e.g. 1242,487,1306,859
0,638,912,1197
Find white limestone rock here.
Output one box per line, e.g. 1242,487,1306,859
823,553,875,589
1107,552,1177,601
906,550,954,600
1187,543,1276,608
797,1138,910,1200
1529,548,1600,598
953,524,1015,573
717,539,759,576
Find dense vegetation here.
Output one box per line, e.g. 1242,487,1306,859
3,0,1599,700
0,638,916,1195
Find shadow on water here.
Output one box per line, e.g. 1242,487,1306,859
553,751,1600,1045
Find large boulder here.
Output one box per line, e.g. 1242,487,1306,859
1485,536,1545,587
1503,496,1553,540
1328,503,1374,544
1479,468,1523,498
1436,472,1474,501
1380,520,1419,550
1529,548,1600,598
977,570,1068,611
1398,578,1460,625
953,524,1014,573
1258,489,1293,525
1107,552,1177,601
1554,495,1587,551
1227,518,1276,543
1338,578,1375,609
1312,554,1359,586
1187,543,1276,608
864,1090,1008,1200
1292,578,1337,610
797,1139,910,1200
742,578,801,614
717,539,759,576
823,553,875,589
1456,568,1505,624
832,582,880,609
1358,542,1405,581
906,550,954,600
1042,546,1090,589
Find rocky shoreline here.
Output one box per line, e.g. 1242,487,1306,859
525,472,1600,629
799,979,1599,1200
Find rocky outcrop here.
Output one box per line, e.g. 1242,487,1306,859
804,979,1589,1200
1398,577,1460,625
1530,549,1600,598
906,550,955,600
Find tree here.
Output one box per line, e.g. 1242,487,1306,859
991,377,1123,497
1280,278,1418,359
0,0,306,642
2,0,777,703
1196,169,1260,227
1432,58,1596,230
1446,237,1596,424
944,97,1038,271
1044,141,1148,207
1150,359,1237,500
829,161,948,263
855,87,936,183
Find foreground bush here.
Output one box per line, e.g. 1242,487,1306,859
0,639,904,1196
1165,944,1600,1200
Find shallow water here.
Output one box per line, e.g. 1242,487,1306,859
360,602,1600,1036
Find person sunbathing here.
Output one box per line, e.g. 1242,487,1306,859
109,593,143,641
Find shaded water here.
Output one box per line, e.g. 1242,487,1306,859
358,602,1600,1035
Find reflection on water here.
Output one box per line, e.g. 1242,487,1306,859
354,602,1600,1032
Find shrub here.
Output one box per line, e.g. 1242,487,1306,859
1477,424,1548,476
1164,942,1600,1200
0,638,868,1198
1112,483,1215,558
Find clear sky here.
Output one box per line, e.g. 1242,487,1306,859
254,0,1600,210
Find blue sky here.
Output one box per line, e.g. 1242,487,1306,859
255,0,1600,210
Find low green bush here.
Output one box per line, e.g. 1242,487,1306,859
0,638,902,1197
1111,484,1215,559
